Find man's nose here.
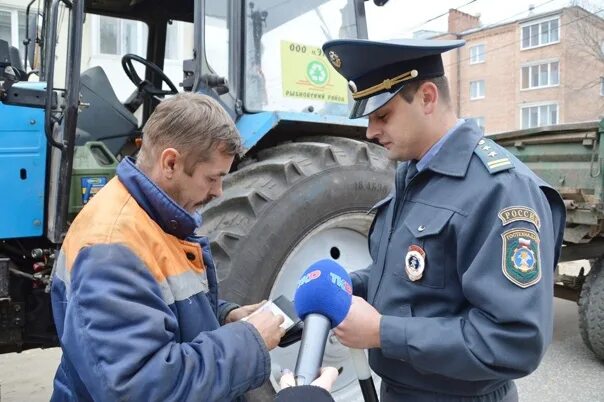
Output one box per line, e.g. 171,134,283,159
366,123,380,140
212,185,223,199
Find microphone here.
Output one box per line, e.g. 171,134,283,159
293,259,352,385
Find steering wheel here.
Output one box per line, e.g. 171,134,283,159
121,54,179,97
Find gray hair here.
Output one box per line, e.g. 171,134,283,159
136,93,243,175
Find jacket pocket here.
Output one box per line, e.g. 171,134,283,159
403,204,453,238
394,202,454,289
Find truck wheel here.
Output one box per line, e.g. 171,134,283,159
199,136,394,401
578,258,604,360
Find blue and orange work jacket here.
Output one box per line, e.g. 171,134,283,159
51,157,270,401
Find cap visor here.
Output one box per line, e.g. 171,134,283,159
349,86,404,119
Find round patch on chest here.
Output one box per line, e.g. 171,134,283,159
405,244,426,281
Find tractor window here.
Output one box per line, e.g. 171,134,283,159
204,2,229,84
243,0,358,116
163,20,194,93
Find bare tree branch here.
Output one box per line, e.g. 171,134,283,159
565,2,604,91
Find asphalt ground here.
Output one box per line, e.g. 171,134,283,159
516,298,604,402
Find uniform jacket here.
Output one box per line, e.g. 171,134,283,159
51,157,270,402
352,120,566,399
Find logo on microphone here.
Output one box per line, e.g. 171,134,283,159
298,269,321,287
330,273,352,295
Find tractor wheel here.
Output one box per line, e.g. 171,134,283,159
578,258,604,360
199,136,394,401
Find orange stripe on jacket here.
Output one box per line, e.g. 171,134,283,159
62,178,205,283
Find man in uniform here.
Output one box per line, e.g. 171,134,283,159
324,39,566,401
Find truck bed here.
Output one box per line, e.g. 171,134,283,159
492,120,604,256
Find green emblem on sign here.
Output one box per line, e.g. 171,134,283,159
306,61,329,86
501,229,541,288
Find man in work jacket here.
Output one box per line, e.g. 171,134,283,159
50,92,285,401
324,39,566,401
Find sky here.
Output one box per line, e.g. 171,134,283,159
365,0,603,39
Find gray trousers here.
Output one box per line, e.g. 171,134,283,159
380,381,519,402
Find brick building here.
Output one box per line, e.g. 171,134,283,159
437,6,604,134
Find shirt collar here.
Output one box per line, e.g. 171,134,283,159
417,119,465,172
116,157,201,239
422,118,484,177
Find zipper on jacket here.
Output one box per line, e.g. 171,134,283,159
388,165,421,241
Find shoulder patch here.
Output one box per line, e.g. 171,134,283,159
474,138,514,174
501,228,541,288
498,206,541,231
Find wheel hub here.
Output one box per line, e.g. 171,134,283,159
268,212,379,401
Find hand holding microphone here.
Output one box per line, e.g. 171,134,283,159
279,367,340,391
333,296,382,349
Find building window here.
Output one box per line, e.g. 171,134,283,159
521,18,559,49
0,8,26,49
0,10,11,44
99,17,118,54
521,61,559,89
165,20,179,60
470,44,485,64
521,103,558,129
163,20,193,93
96,16,147,56
470,80,485,99
205,5,229,81
600,77,604,96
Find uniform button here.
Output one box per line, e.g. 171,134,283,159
186,252,196,261
417,225,426,232
169,220,178,230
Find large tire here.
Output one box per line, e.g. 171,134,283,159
578,258,604,360
199,136,394,401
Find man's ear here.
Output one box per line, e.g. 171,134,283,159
419,81,438,115
159,148,181,179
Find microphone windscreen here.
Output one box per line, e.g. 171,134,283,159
294,259,352,328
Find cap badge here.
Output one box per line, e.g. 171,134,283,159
348,80,358,93
328,51,342,69
405,244,425,282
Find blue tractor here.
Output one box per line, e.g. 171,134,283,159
0,0,393,398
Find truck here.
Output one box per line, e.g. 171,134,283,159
0,0,602,400
493,119,604,362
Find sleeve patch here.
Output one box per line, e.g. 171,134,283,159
501,229,541,288
498,206,541,231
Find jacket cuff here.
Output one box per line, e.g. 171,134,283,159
274,385,334,402
239,321,271,387
380,315,411,362
350,271,367,299
218,301,240,325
